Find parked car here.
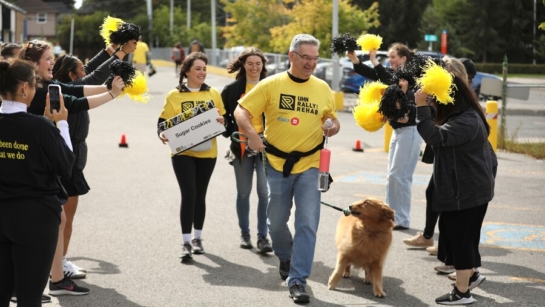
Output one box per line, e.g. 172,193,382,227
339,51,389,93
340,51,451,93
472,72,502,101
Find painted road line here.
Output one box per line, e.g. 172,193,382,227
481,222,545,252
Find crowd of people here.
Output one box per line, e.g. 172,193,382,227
1,32,495,306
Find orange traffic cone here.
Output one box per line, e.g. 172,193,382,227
352,139,364,152
119,134,128,148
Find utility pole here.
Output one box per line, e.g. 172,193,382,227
211,0,217,65
146,0,152,46
170,0,173,36
187,0,191,29
533,0,537,65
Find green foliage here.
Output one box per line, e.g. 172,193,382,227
56,11,110,59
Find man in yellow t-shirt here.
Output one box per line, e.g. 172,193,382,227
235,34,340,304
133,36,149,75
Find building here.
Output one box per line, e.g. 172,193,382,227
0,0,26,43
13,0,71,42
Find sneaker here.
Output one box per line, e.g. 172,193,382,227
435,286,475,305
289,283,310,303
468,271,486,290
240,232,252,249
64,258,87,273
279,260,291,280
427,245,438,255
63,258,86,279
49,277,89,296
191,238,205,254
10,294,52,303
180,242,193,259
403,231,434,247
393,224,409,231
256,237,273,254
435,265,456,274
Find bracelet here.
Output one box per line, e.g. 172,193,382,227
108,91,115,99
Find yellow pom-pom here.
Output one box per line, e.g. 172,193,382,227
353,101,384,132
356,34,383,53
358,81,388,105
416,59,454,104
120,71,150,103
100,16,124,46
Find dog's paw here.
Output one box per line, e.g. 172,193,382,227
373,289,386,298
327,284,336,290
364,276,372,284
342,272,351,278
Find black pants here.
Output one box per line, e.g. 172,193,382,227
171,155,216,234
437,203,489,270
0,200,59,307
423,177,439,239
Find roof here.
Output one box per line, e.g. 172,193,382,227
0,0,27,14
13,0,58,13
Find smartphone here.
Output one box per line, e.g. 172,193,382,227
48,84,61,113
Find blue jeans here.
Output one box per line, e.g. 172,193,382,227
266,165,321,287
386,126,422,228
233,155,269,238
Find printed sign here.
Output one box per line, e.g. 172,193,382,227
159,101,225,153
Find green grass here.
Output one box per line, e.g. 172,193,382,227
498,127,545,159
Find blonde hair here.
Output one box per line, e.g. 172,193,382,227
443,56,468,84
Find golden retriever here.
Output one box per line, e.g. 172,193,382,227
327,198,395,298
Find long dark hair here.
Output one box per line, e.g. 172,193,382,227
52,54,80,83
227,47,268,80
435,75,490,135
176,52,208,91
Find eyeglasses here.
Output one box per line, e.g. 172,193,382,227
293,51,320,63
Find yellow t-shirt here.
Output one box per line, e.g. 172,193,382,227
244,83,264,134
159,87,226,158
133,41,150,64
238,72,337,174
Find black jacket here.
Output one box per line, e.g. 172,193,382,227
220,77,264,161
353,60,416,129
417,106,497,212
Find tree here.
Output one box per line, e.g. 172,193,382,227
270,0,379,57
221,0,292,51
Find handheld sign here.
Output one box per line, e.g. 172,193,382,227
158,100,225,154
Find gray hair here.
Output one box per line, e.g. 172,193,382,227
443,56,468,84
289,34,320,52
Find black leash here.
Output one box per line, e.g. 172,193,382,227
320,201,351,216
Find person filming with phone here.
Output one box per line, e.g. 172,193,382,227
0,59,75,306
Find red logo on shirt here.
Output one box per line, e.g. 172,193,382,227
291,117,299,126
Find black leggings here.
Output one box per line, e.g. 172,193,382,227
423,177,439,239
171,155,216,234
0,200,59,307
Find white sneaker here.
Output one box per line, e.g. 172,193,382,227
435,264,456,274
66,259,87,272
448,271,457,280
426,245,438,255
63,258,86,279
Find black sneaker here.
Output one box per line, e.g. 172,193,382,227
289,283,310,303
49,277,90,296
435,286,475,305
240,232,252,249
279,259,291,280
180,242,193,259
191,238,205,254
393,224,409,230
257,237,273,254
468,271,486,290
10,294,52,303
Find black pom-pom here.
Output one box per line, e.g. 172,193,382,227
105,59,136,90
391,68,416,88
405,53,431,80
110,23,141,45
330,33,359,56
378,85,410,121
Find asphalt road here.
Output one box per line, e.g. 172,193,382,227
12,66,545,307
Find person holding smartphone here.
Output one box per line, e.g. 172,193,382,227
17,39,125,297
0,59,74,307
48,40,136,281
